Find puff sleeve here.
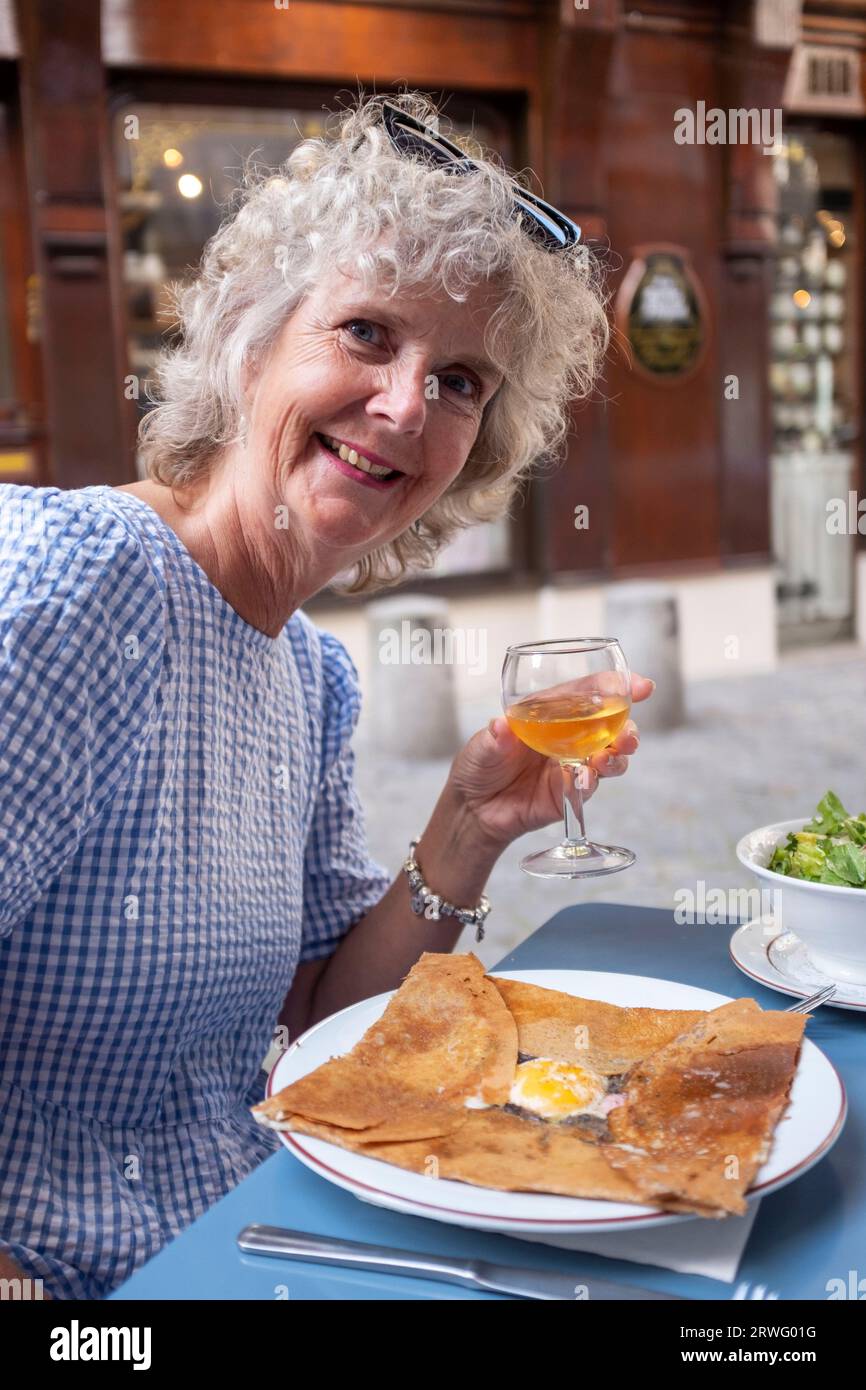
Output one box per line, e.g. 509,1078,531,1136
0,488,166,935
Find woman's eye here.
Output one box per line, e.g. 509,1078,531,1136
344,319,383,346
340,325,479,399
441,372,479,400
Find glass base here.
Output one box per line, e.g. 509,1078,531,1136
519,840,636,879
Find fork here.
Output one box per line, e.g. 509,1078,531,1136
783,984,837,1013
731,1280,780,1300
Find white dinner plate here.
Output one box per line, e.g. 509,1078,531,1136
266,969,846,1235
730,916,866,1012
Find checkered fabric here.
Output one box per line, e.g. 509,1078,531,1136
0,484,391,1298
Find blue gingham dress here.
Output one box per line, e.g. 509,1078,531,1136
0,483,391,1300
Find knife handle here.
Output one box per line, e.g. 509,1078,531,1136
238,1224,477,1288
236,1224,683,1301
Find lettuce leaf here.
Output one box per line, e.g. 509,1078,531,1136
766,792,866,888
823,842,866,887
804,791,849,837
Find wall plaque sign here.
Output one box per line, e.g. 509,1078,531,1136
616,246,707,381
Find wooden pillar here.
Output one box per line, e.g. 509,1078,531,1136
532,0,618,580
718,0,800,563
14,0,133,488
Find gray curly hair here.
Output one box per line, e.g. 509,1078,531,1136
138,90,610,594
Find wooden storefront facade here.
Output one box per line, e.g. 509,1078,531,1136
0,0,864,613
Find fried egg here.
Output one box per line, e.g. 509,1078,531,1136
508,1057,609,1121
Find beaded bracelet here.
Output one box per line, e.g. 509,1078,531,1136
402,838,491,943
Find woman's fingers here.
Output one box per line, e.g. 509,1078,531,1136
610,717,639,755
589,718,639,777
551,760,600,804
593,753,628,777
581,764,601,797
630,673,655,703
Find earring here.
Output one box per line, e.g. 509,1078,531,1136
238,413,249,445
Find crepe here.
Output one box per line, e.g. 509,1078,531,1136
252,952,517,1142
286,1106,646,1203
492,976,706,1075
605,998,807,1217
252,953,807,1217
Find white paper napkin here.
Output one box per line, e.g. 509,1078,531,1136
509,1200,760,1283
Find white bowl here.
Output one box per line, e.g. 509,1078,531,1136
737,818,866,984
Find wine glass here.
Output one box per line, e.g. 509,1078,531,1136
501,637,636,878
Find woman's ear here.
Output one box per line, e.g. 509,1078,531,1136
239,357,254,408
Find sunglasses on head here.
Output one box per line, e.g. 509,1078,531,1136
381,101,582,255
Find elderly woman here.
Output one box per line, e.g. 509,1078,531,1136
0,94,650,1299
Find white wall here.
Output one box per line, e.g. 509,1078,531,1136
310,565,779,710
857,552,866,647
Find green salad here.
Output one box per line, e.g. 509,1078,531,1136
768,791,866,888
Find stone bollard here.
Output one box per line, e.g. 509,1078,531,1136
604,582,685,731
366,594,462,758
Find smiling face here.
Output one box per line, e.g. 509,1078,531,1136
242,262,505,570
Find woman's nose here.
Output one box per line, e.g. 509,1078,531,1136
368,366,430,434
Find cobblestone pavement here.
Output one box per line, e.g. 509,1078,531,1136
354,641,866,969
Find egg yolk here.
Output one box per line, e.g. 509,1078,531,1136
509,1058,607,1119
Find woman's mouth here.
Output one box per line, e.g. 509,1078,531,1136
314,433,404,491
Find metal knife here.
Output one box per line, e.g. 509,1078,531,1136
237,1224,684,1300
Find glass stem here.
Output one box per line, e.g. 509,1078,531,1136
561,759,590,853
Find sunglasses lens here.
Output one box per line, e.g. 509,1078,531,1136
383,105,579,253
512,196,567,248
385,109,472,170
514,196,581,251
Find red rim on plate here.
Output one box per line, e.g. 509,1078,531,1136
729,921,866,1012
264,977,847,1230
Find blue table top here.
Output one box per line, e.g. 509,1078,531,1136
109,903,863,1301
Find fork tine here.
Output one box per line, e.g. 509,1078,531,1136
731,1280,780,1300
785,998,814,1015
784,984,837,1014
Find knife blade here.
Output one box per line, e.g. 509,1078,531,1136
237,1224,684,1300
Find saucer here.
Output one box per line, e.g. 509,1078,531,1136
730,916,866,1012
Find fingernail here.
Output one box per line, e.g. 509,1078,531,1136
488,717,500,740
647,679,657,691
